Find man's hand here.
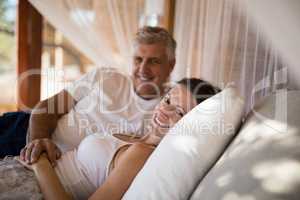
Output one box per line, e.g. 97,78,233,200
20,138,61,166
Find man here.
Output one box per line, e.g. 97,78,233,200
18,26,176,165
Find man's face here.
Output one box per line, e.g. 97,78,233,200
132,43,175,99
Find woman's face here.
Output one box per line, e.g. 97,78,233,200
151,84,197,132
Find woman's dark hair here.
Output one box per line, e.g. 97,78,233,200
177,78,221,104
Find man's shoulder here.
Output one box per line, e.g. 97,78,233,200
93,67,133,94
77,67,132,87
94,67,131,81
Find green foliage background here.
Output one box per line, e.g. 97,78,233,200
0,0,16,73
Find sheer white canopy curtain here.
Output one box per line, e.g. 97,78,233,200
172,0,288,112
29,0,145,73
29,0,289,112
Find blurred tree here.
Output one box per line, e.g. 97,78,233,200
0,0,16,72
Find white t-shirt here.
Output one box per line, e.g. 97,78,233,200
52,68,160,152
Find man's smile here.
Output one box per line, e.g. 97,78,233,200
136,73,155,82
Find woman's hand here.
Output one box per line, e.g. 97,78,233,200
15,156,34,171
15,153,50,171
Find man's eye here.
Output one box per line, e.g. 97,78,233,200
151,59,161,65
134,57,142,64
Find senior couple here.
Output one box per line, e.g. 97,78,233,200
0,26,219,199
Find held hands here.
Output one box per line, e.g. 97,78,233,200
20,138,62,166
16,153,48,171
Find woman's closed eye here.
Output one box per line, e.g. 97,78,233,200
175,107,185,117
163,94,170,104
163,94,185,117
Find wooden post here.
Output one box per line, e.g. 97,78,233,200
166,0,176,35
17,0,42,111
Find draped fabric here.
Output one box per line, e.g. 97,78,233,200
29,0,145,73
241,0,300,90
172,0,288,112
29,0,291,113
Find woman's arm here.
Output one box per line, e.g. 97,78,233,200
31,155,71,200
89,143,155,200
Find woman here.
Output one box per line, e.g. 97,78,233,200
0,78,219,200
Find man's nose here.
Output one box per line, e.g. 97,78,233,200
139,60,148,73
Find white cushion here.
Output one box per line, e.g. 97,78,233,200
190,90,300,200
122,87,245,200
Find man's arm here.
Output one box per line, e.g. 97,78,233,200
28,90,75,140
20,90,76,165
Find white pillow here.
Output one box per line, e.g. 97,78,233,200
189,90,300,200
122,87,245,200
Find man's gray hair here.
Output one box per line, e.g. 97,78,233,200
133,26,177,61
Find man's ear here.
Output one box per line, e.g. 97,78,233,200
169,59,176,72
